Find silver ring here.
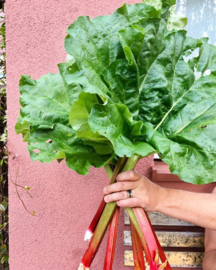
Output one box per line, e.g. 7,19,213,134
127,190,133,199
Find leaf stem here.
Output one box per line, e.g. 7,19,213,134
126,207,151,264
104,164,114,179
84,157,127,241
103,206,120,270
130,218,145,270
146,213,171,270
80,157,127,268
122,154,140,172
122,155,170,267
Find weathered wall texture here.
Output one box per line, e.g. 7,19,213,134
7,1,153,269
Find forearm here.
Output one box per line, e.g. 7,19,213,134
157,187,216,230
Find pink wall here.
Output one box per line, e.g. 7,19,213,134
7,0,153,269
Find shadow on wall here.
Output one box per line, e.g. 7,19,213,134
176,0,216,45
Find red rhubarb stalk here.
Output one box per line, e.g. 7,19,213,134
84,157,127,241
84,198,107,241
79,201,117,269
122,155,170,269
79,158,127,269
119,155,151,264
130,218,145,270
133,208,158,261
103,206,120,270
126,207,151,264
146,213,171,270
117,155,151,264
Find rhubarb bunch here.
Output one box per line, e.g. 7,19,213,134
16,0,216,268
80,155,171,269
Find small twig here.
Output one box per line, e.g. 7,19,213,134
10,167,33,198
10,162,36,216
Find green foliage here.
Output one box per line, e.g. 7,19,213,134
0,4,8,269
16,0,216,184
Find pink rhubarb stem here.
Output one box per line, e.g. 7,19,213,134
133,208,158,261
79,201,117,269
79,158,127,269
120,155,151,264
84,198,107,241
126,207,151,264
146,213,171,270
84,157,127,241
103,206,120,270
130,218,145,270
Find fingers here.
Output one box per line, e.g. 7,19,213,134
103,180,138,195
103,170,145,208
104,191,128,203
117,198,143,208
104,191,143,208
116,170,141,182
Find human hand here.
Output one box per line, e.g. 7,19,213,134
103,170,165,212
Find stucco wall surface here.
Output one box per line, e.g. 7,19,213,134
7,0,153,269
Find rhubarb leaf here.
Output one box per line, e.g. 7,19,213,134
16,73,113,174
16,0,216,184
27,123,112,175
144,123,216,185
102,60,140,117
65,3,161,70
69,92,99,131
89,102,156,157
17,73,70,129
15,117,30,142
62,2,173,112
58,62,83,103
69,92,111,148
138,33,216,184
167,5,187,31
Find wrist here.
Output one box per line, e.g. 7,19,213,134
154,186,169,212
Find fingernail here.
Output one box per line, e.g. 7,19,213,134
103,187,107,194
104,196,108,203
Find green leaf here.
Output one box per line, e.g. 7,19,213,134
141,40,216,184
167,5,187,31
138,30,199,125
102,60,140,117
58,62,83,104
0,133,6,143
59,61,109,101
15,117,30,142
62,2,166,109
144,123,216,185
83,140,113,155
118,25,146,65
16,72,113,174
69,92,98,130
142,0,162,12
18,73,71,129
69,92,109,143
28,123,113,175
65,3,160,69
76,123,108,143
1,255,8,264
89,102,156,157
